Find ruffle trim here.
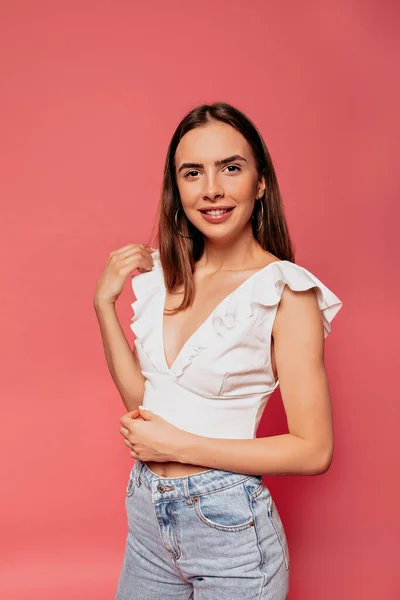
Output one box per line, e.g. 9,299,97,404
129,250,166,372
220,260,344,338
130,251,343,377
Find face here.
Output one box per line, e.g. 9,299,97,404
174,121,266,240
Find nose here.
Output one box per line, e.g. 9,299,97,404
202,177,224,202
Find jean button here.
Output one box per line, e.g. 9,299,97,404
157,483,166,493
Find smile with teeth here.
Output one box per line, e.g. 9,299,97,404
205,209,230,215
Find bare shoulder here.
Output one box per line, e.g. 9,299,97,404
273,284,323,339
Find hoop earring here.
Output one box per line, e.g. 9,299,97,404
252,199,264,232
175,205,194,239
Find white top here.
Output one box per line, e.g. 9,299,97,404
130,249,343,439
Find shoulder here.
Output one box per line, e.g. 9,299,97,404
273,284,323,337
255,259,343,339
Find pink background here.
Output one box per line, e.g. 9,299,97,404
1,1,399,598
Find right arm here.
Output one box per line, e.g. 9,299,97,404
93,243,155,412
94,300,145,412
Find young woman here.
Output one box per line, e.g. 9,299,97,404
94,102,343,599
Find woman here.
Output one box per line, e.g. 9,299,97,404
94,102,343,599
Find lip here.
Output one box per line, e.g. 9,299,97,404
199,206,236,224
198,205,235,212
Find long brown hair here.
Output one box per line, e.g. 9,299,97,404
146,101,295,315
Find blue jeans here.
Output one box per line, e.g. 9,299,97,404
115,459,290,599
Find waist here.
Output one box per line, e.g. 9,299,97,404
134,458,262,495
141,377,270,439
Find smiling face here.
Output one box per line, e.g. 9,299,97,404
174,121,266,241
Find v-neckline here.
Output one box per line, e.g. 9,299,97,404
159,258,286,374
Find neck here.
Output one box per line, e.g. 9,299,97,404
199,226,264,272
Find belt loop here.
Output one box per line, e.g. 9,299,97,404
135,460,145,487
182,476,193,505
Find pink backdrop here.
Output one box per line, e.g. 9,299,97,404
1,1,398,598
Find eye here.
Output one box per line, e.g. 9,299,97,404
183,165,241,179
184,170,200,178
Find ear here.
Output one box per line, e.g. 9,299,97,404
257,174,266,199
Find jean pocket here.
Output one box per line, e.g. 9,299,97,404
193,480,255,532
267,496,290,570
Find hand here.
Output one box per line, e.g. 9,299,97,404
93,243,156,308
119,406,188,462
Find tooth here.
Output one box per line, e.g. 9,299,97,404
206,209,227,215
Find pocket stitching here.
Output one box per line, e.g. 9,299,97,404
193,483,255,532
267,497,290,570
194,499,255,532
248,482,264,501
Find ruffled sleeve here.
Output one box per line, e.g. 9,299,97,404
129,250,165,369
250,260,343,338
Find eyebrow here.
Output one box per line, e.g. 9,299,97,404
177,154,248,174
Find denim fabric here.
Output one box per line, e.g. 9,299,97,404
115,459,290,599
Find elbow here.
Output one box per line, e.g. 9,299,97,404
312,445,333,475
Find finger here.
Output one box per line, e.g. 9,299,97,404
120,426,130,437
120,413,134,426
109,244,135,256
111,244,145,257
120,246,154,269
127,409,139,418
120,414,129,426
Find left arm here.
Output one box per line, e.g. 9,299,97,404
175,287,334,476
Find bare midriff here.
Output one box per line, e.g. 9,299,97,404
145,460,210,477
143,461,212,478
